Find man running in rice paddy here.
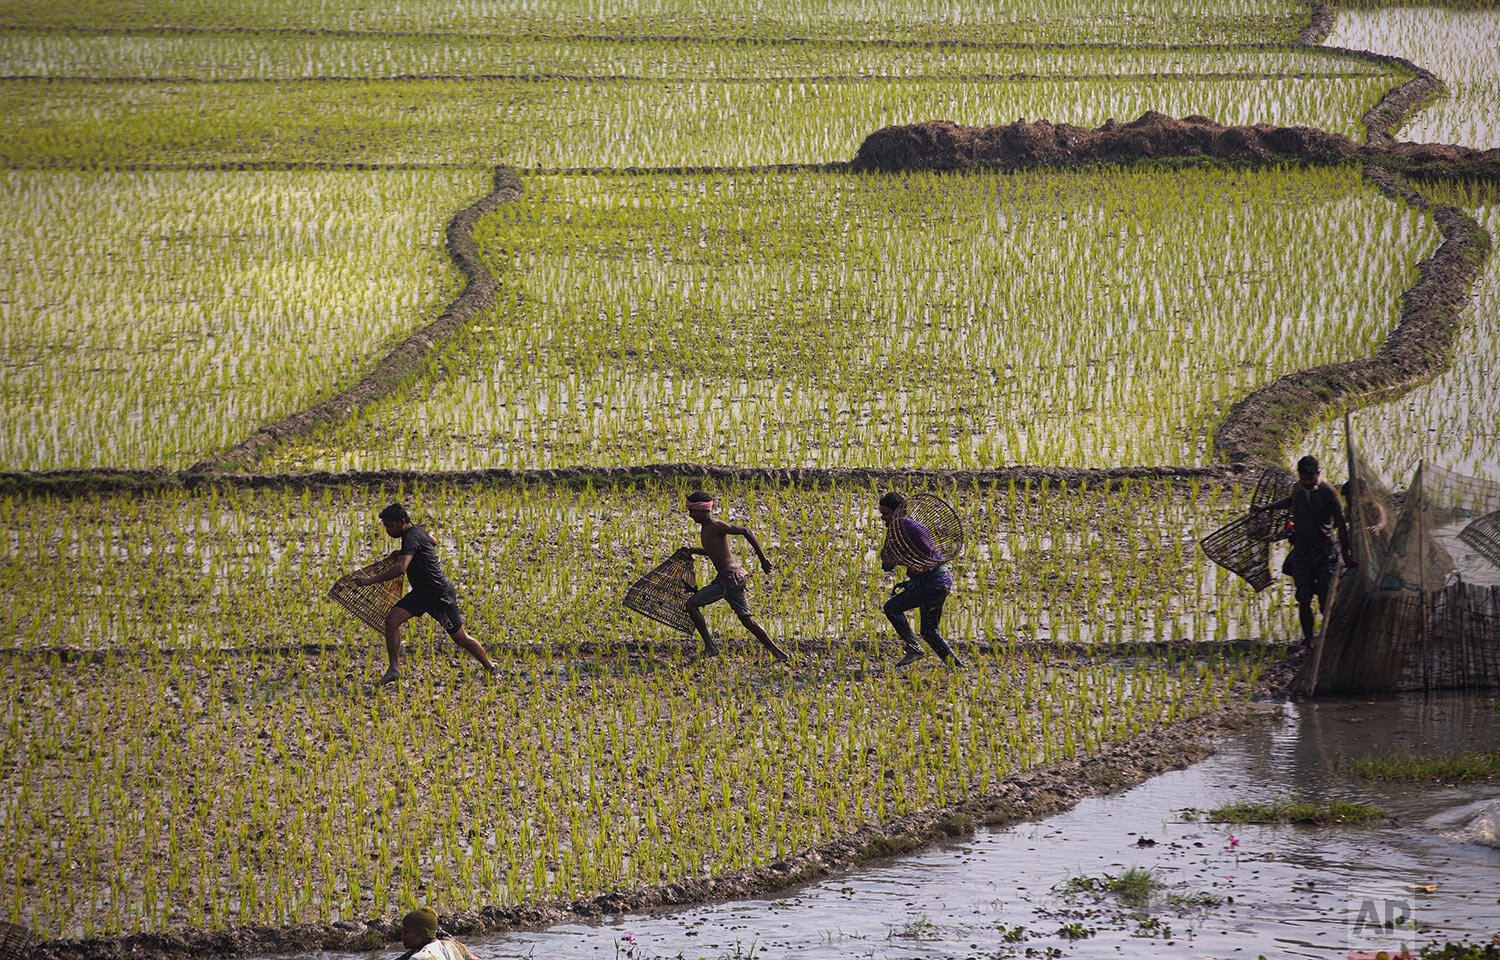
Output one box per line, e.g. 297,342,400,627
352,503,498,685
879,491,964,669
1251,455,1357,649
681,491,791,662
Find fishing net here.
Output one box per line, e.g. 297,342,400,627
327,556,405,635
1199,469,1291,592
623,550,699,634
1460,510,1500,569
0,922,32,960
882,494,965,569
1300,443,1500,695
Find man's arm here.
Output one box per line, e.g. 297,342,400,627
354,554,410,586
728,525,773,573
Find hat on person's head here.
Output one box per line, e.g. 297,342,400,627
402,906,438,940
1296,455,1320,476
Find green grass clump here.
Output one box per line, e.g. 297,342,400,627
1060,868,1164,907
1208,795,1385,825
1350,749,1500,783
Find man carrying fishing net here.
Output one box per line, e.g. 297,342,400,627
879,492,964,668
351,503,498,685
1251,455,1357,649
680,491,791,662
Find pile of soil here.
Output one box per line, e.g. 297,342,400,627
850,111,1362,172
851,112,1500,179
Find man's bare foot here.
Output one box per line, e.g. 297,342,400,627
698,642,721,660
379,668,400,686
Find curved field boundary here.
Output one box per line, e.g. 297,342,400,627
1213,165,1491,469
1300,3,1337,45
28,702,1275,960
0,462,1237,498
0,69,1382,84
183,166,520,472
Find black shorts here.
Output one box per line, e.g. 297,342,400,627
396,590,464,635
1283,549,1338,604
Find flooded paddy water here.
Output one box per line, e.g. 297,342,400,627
251,694,1500,960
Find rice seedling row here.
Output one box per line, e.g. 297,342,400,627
1307,184,1500,482
0,0,1308,45
0,635,1265,939
0,73,1396,169
0,168,488,470
1325,6,1500,149
0,478,1298,653
0,34,1392,82
268,167,1434,473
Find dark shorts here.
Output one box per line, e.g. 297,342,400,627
1283,549,1337,603
396,589,464,635
687,576,752,618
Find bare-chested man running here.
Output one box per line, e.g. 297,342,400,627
680,491,790,662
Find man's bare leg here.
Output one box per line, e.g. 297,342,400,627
688,606,719,658
451,627,497,674
739,614,789,662
381,607,417,684
1297,597,1317,646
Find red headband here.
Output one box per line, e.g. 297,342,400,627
687,500,713,511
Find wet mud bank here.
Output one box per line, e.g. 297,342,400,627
30,701,1281,960
0,461,1238,498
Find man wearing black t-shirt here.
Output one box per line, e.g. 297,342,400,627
352,503,497,685
1252,455,1358,648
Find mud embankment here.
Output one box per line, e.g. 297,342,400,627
29,701,1280,960
850,111,1500,177
0,636,1294,665
0,461,1238,499
183,167,522,473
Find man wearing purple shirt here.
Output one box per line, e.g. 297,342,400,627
879,492,963,668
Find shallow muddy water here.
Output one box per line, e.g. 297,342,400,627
258,695,1500,960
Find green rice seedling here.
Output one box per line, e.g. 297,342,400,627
0,0,1310,45
272,167,1435,473
0,73,1396,168
0,169,485,469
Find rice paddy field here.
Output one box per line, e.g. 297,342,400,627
1,0,1497,952
266,166,1434,472
1326,5,1500,148
1308,182,1500,482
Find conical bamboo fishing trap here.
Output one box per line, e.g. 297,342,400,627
327,556,405,634
0,922,32,960
1199,470,1293,592
623,551,699,634
881,493,965,569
